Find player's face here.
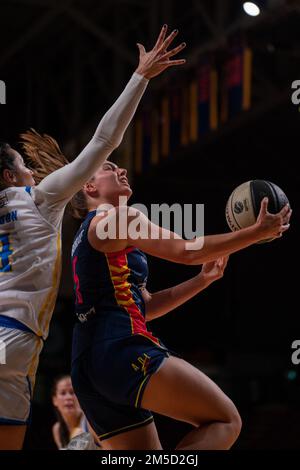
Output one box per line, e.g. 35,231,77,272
52,377,82,417
91,161,132,202
10,149,36,186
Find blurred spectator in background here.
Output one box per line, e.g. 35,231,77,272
52,374,94,449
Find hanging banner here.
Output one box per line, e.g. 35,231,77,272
221,45,252,122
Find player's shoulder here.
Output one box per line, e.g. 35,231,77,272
0,186,35,209
12,185,36,200
0,185,32,195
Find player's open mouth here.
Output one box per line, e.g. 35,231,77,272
64,403,75,409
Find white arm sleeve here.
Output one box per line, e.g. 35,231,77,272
32,72,148,225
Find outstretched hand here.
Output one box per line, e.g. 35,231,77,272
135,24,186,80
255,197,292,240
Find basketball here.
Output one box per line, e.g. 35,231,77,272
225,180,290,242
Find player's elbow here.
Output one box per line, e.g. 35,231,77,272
93,133,122,152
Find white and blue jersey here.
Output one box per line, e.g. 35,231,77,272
0,186,62,339
0,71,149,425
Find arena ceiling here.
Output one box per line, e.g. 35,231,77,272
0,0,300,150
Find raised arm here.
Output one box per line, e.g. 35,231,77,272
35,72,147,205
35,26,186,206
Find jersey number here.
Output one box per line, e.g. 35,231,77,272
0,234,13,273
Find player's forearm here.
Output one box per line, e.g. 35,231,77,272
125,211,261,266
36,73,148,202
186,225,261,265
145,274,210,321
91,72,148,148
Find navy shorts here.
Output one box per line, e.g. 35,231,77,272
71,333,170,441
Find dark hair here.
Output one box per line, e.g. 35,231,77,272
0,142,16,190
70,190,89,220
51,374,71,449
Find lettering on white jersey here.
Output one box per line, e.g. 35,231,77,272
0,211,18,225
0,210,18,225
0,193,9,208
0,187,61,339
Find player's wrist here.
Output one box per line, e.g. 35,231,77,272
250,218,269,239
247,223,265,243
195,272,212,288
134,67,152,79
132,70,150,82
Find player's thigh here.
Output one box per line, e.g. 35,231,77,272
101,420,162,450
0,425,27,450
141,356,241,427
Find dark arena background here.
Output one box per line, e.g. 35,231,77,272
0,0,299,452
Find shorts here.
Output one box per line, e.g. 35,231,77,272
71,334,170,441
0,315,43,425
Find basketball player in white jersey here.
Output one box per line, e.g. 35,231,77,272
0,25,186,449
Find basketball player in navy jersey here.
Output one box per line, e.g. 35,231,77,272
70,160,291,450
0,25,186,449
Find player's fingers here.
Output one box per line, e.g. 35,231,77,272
259,197,269,215
282,209,292,225
153,24,168,50
158,59,186,66
159,42,186,60
279,203,290,217
280,223,290,233
159,29,179,53
136,43,146,56
285,207,292,220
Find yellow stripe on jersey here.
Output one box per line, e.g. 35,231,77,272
135,375,150,408
98,416,153,440
28,337,43,390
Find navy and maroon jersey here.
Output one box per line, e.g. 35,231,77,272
71,210,175,440
71,210,162,346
